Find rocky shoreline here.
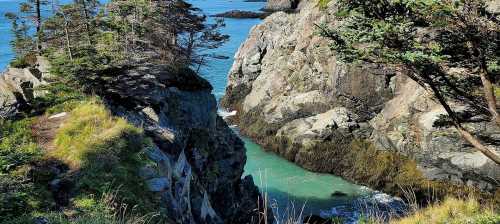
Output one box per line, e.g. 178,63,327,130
221,0,500,202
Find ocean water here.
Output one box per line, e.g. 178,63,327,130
189,0,265,100
188,0,371,217
0,0,370,218
0,0,72,71
0,0,21,70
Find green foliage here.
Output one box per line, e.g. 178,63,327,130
0,174,36,221
10,56,30,68
318,0,332,9
3,193,154,224
50,100,157,212
320,0,498,86
0,118,41,173
4,10,35,58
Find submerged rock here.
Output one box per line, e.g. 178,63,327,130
331,191,348,197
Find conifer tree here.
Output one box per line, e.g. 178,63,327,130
320,0,500,164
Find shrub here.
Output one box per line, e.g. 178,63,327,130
3,192,155,224
9,53,36,69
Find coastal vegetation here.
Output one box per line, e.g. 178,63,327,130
392,197,499,224
318,0,500,164
1,0,499,223
1,0,229,223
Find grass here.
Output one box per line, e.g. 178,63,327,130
318,0,332,9
1,99,161,222
51,100,142,168
0,118,41,172
48,100,158,213
392,197,500,224
3,192,157,224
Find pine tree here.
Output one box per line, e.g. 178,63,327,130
320,0,500,164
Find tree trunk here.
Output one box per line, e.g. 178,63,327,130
479,71,500,126
426,77,500,165
456,127,500,164
79,0,92,46
35,0,42,54
61,11,73,61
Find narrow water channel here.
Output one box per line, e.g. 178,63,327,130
189,0,371,218
0,0,373,218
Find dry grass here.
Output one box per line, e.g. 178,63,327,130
392,197,499,224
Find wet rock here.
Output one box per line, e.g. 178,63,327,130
331,191,348,197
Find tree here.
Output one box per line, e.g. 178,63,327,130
20,0,48,54
74,0,99,46
5,12,33,57
105,0,228,67
319,0,500,164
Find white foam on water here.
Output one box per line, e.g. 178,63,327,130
218,109,237,119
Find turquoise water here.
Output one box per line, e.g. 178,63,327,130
0,0,370,218
187,0,370,216
242,137,369,217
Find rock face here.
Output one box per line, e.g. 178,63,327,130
0,57,48,118
263,0,300,11
221,0,500,193
0,60,265,223
92,65,264,224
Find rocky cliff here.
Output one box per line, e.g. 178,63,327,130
221,0,500,196
0,56,50,118
95,65,264,223
0,60,264,223
263,0,300,11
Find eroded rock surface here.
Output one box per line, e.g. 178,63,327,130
222,0,499,193
0,58,49,118
263,0,300,11
94,64,264,224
